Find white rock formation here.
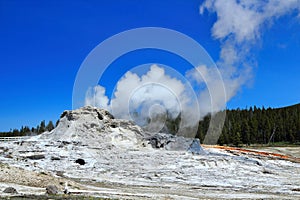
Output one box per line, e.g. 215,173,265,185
40,106,146,148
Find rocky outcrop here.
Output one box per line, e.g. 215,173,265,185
146,133,204,154
40,106,146,149
39,106,203,153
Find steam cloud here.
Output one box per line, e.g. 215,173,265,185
85,65,199,124
85,1,300,133
85,85,109,110
200,0,300,100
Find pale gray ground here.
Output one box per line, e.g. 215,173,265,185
248,146,300,158
0,107,299,199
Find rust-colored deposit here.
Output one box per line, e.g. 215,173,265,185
203,145,300,163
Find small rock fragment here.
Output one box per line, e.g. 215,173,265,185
26,154,45,160
51,156,61,161
3,187,18,194
46,185,58,195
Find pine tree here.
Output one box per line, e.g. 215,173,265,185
38,120,46,134
46,121,55,131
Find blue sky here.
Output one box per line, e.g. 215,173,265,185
0,0,300,131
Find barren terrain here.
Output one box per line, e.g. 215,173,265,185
0,107,299,199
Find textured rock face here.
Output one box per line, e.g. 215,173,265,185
40,106,146,148
0,106,205,178
39,106,202,152
145,133,204,154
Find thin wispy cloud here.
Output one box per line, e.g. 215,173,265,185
200,0,300,101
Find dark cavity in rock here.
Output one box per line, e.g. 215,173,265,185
97,111,103,120
75,158,85,165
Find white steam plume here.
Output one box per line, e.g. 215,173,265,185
85,85,109,110
85,64,201,136
85,64,194,117
85,1,300,136
110,65,187,120
200,0,300,100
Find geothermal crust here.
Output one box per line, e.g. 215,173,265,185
0,106,299,199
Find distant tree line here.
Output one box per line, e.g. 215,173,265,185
197,104,300,146
134,104,300,146
0,120,58,137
